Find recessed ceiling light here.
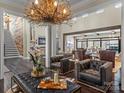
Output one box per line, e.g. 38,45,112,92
96,33,100,36
115,3,122,8
96,9,104,14
84,35,87,37
82,14,89,18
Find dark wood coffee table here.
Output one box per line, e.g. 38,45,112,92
11,72,81,93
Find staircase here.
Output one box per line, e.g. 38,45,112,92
4,30,20,58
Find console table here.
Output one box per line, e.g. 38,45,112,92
11,72,81,93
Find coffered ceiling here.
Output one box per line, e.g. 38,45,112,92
0,0,119,17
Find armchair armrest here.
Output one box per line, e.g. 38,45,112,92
60,58,70,74
75,59,91,80
100,62,112,85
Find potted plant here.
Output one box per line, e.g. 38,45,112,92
29,47,44,77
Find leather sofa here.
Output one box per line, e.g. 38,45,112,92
50,56,74,75
76,59,112,86
51,55,64,63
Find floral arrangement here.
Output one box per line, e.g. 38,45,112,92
29,46,44,77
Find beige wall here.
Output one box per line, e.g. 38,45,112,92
60,4,121,51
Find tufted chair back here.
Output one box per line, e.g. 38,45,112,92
74,48,90,61
99,50,116,68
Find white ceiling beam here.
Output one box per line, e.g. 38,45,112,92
72,0,119,17
0,1,24,17
0,0,24,10
0,0,38,17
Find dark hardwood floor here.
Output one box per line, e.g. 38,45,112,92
4,57,124,93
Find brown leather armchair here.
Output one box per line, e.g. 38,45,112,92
74,49,90,61
99,50,116,68
76,59,113,86
50,56,74,75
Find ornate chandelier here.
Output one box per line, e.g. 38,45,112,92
25,0,71,24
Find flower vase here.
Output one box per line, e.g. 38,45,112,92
31,66,43,77
54,72,59,84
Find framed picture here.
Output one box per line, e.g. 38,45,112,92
38,37,46,45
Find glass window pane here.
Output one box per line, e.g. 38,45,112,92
82,42,87,48
88,41,93,48
94,41,100,48
109,40,118,53
77,42,82,48
65,36,74,52
102,41,110,50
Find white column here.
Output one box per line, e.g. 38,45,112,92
0,8,4,79
23,19,30,58
121,0,124,90
5,22,10,31
45,25,51,68
51,25,57,56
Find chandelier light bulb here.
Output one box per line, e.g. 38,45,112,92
63,9,67,14
31,9,34,15
35,0,39,5
5,16,10,20
54,1,58,7
4,16,10,23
